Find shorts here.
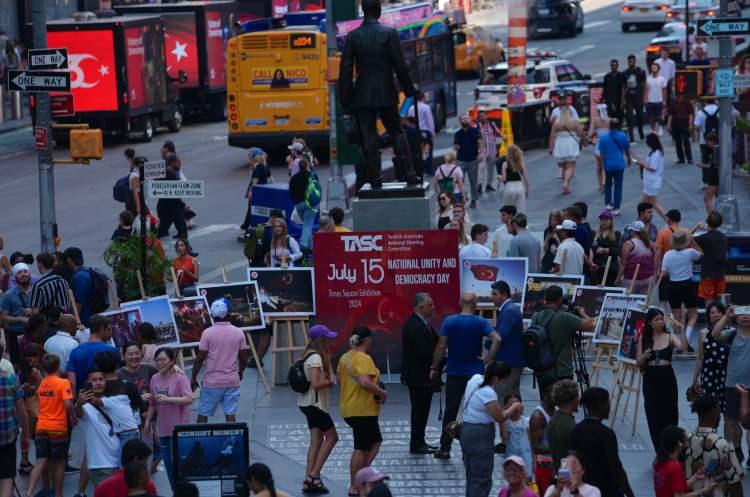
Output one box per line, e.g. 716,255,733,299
344,416,382,451
89,467,117,488
658,276,670,302
667,279,698,309
299,405,335,432
698,277,727,301
35,430,69,460
0,442,17,479
646,102,663,120
726,387,741,420
197,386,241,417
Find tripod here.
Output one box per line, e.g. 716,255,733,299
572,330,590,392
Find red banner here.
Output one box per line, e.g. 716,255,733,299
313,230,460,375
205,10,228,88
164,13,199,89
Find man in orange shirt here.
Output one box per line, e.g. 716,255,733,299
654,209,689,311
26,354,74,497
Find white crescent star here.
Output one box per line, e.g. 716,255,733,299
171,41,188,62
68,54,101,89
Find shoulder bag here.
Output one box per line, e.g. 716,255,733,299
444,383,480,439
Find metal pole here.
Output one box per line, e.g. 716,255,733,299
715,0,740,230
32,0,56,252
325,0,348,210
0,86,5,123
507,0,528,104
10,91,23,119
685,0,689,64
139,162,147,280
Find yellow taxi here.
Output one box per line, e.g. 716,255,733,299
453,25,505,78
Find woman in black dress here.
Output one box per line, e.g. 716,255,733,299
690,302,729,413
541,210,562,274
591,210,621,286
637,307,689,450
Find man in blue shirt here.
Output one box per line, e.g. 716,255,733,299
490,281,524,399
0,263,33,365
429,292,500,459
65,247,93,327
596,120,631,216
453,115,482,209
66,314,119,394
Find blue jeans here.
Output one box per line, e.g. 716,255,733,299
160,436,174,489
295,201,316,250
459,422,496,497
605,169,624,209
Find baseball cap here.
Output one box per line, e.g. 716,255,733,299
210,300,228,319
555,219,577,231
355,467,389,488
12,262,30,276
627,220,646,232
503,455,527,471
598,209,613,220
309,324,338,340
352,326,374,340
248,147,265,159
288,142,304,152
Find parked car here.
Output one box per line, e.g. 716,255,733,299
646,21,749,64
664,0,738,23
621,0,671,31
528,0,584,38
453,25,505,78
476,58,591,103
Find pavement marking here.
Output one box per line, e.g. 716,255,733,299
561,44,596,58
201,258,248,282
187,223,236,240
0,150,31,161
584,20,612,29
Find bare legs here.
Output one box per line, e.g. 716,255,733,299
349,443,381,495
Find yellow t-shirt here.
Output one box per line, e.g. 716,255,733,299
334,226,351,233
337,350,380,418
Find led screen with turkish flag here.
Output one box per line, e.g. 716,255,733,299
205,10,228,88
313,230,460,377
125,25,168,109
164,13,199,89
47,30,118,112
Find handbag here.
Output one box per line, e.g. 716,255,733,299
444,384,479,440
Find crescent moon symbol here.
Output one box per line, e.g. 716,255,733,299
69,54,101,89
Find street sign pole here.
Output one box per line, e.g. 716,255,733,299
32,0,56,252
325,0,348,210
138,161,147,281
716,4,741,230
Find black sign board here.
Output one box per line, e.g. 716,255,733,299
28,48,68,70
7,70,71,92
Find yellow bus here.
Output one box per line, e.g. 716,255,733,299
226,29,329,150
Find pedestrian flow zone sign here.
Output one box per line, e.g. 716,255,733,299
147,180,205,199
698,18,750,36
143,160,166,180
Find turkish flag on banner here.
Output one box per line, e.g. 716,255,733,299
164,13,199,89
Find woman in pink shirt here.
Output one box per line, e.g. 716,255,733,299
145,347,194,490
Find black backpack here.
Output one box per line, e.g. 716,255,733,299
522,311,557,372
288,352,316,393
702,108,719,139
86,267,111,313
113,176,130,203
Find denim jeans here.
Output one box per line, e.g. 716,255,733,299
160,436,174,489
459,422,496,497
604,169,624,209
295,201,317,250
458,160,479,202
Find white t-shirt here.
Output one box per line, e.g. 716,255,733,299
100,394,140,433
297,353,331,412
551,106,580,123
692,104,739,145
554,237,585,275
655,57,676,82
544,483,601,497
489,225,514,257
662,248,702,282
44,332,79,374
460,242,492,260
436,163,464,195
643,150,664,192
461,374,498,425
646,75,666,103
80,403,121,470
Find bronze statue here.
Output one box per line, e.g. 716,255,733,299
338,0,420,189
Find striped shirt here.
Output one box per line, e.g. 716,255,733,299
478,121,501,159
30,271,71,314
0,369,22,446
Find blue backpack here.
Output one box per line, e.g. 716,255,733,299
113,176,130,203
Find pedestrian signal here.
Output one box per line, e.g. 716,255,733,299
675,70,702,97
69,129,103,160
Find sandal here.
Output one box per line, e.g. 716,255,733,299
302,476,314,492
18,462,33,475
303,476,329,494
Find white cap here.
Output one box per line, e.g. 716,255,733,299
210,300,228,319
288,142,304,152
556,219,577,231
12,262,30,276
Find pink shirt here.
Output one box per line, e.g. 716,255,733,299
198,321,249,388
149,371,193,438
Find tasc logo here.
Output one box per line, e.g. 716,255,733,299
341,235,384,252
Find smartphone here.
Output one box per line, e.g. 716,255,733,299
82,382,93,392
704,458,719,477
558,468,571,480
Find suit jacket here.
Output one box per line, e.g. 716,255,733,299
338,18,416,110
400,313,437,387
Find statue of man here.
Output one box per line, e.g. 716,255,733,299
338,0,420,189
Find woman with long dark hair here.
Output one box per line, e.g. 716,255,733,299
637,308,688,450
173,238,199,296
653,426,716,497
635,133,666,220
437,192,457,230
690,302,729,414
541,210,563,273
246,463,291,497
298,325,339,494
591,210,620,286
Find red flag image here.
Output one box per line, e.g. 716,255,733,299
205,10,228,88
164,13,199,89
469,264,499,281
47,30,118,112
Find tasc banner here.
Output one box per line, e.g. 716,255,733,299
313,230,460,376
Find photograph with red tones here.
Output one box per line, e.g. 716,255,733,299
460,257,527,304
169,296,214,345
522,274,583,319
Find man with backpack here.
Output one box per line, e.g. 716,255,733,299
65,247,110,328
289,159,319,252
526,286,594,388
693,99,735,188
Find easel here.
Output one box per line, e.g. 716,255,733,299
67,288,85,331
610,362,642,435
269,316,310,387
475,305,497,324
590,257,620,388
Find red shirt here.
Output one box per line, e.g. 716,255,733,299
654,459,688,497
94,469,157,497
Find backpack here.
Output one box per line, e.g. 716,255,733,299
86,267,111,313
437,165,458,193
113,176,130,203
522,311,557,372
304,172,322,210
288,352,316,393
243,225,268,265
702,108,719,139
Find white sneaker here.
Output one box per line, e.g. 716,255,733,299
606,204,613,210
612,209,621,216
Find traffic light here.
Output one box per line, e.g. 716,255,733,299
675,70,702,97
69,129,103,160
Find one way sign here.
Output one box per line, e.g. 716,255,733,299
698,18,750,36
7,70,71,92
28,48,68,70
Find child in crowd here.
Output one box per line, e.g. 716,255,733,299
503,392,534,485
19,344,43,475
139,323,158,368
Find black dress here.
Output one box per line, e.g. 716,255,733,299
642,344,679,451
591,231,621,286
699,331,729,412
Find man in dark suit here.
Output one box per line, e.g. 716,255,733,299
338,0,419,189
401,292,438,454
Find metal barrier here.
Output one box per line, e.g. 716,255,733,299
10,91,23,120
0,86,5,123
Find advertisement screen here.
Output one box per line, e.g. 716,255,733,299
47,29,118,112
125,24,168,109
164,12,199,89
313,230,460,377
205,9,230,88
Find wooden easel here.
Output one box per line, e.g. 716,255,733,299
610,362,642,435
270,316,310,387
475,305,497,324
67,288,85,330
590,342,620,391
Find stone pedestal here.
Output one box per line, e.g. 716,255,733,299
353,183,435,231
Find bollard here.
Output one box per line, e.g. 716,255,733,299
0,85,5,123
10,91,23,120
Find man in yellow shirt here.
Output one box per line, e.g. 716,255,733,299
330,207,351,232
